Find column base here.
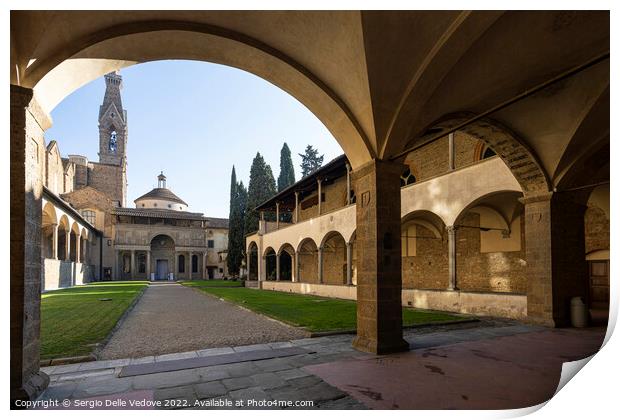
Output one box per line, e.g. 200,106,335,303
11,371,49,408
352,335,410,355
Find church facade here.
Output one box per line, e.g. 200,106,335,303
40,72,229,290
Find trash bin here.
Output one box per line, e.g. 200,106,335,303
571,296,588,328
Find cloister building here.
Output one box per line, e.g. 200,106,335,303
39,71,229,290
247,134,609,321
10,11,609,402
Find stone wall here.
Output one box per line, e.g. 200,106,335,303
585,204,609,255
403,225,448,290
87,162,125,206
298,176,348,223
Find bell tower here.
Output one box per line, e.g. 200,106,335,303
98,71,127,166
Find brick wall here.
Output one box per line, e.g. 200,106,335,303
585,205,609,254
88,162,125,206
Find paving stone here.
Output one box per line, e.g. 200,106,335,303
304,382,347,402
316,396,368,410
197,347,235,357
155,351,199,362
195,366,230,382
132,369,202,390
73,377,133,398
154,385,197,401
229,386,270,405
252,358,294,372
275,368,311,381
222,376,256,391
225,361,261,377
286,354,321,368
57,368,116,382
194,381,228,399
129,356,156,365
268,341,295,349
39,382,77,401
286,375,323,389
49,363,83,374
250,372,287,390
233,343,272,352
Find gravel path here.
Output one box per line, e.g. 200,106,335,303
100,282,306,359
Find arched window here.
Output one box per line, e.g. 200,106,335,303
109,130,117,153
81,209,96,225
400,168,416,187
192,255,198,273
178,254,185,273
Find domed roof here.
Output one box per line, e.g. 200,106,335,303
134,172,188,208
134,187,188,206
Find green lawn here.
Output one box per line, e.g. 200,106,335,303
182,279,244,288
182,283,467,332
40,281,148,360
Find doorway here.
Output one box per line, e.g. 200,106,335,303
156,259,169,281
588,259,609,325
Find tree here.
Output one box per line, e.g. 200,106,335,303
277,142,296,192
245,152,277,234
299,145,324,177
227,167,244,276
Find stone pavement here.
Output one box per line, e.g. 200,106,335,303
100,282,306,359
37,320,606,410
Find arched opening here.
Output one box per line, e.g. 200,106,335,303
278,244,295,282
297,238,318,284
151,234,175,281
41,203,58,259
452,191,525,294
320,231,347,285
192,254,199,274
247,242,259,281
401,211,447,290
69,223,80,262
264,247,277,281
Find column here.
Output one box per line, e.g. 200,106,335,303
346,241,353,285
246,248,252,280
294,192,300,223
448,132,455,171
276,202,280,230
293,251,300,283
188,252,193,280
10,85,50,403
146,251,151,280
175,251,179,280
276,252,281,281
523,192,588,327
446,226,457,291
75,233,81,264
130,250,135,279
317,246,323,284
64,229,71,262
346,162,352,205
351,160,408,355
317,178,322,216
51,224,58,260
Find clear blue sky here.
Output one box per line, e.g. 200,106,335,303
45,60,343,218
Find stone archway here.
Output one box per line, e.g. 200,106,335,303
150,234,175,281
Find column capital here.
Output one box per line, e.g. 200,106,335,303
445,225,458,234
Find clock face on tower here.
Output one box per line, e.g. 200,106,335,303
109,131,117,153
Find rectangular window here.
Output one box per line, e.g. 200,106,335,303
208,240,214,248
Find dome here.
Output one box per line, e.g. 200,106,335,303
134,172,188,211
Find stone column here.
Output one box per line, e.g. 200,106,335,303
246,248,252,280
64,229,71,262
276,202,280,230
146,251,151,280
130,250,135,279
10,85,50,403
523,192,588,327
75,233,81,264
175,251,179,280
293,251,300,283
188,252,193,280
317,179,323,216
294,192,300,223
51,224,58,260
351,160,408,355
346,242,353,285
446,226,457,291
317,246,323,284
346,162,352,205
276,252,281,281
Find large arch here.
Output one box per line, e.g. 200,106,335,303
246,241,259,281
320,231,347,285
150,234,176,281
297,238,318,284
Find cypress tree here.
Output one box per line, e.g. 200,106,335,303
277,142,296,192
299,145,324,177
227,167,241,276
245,153,277,234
